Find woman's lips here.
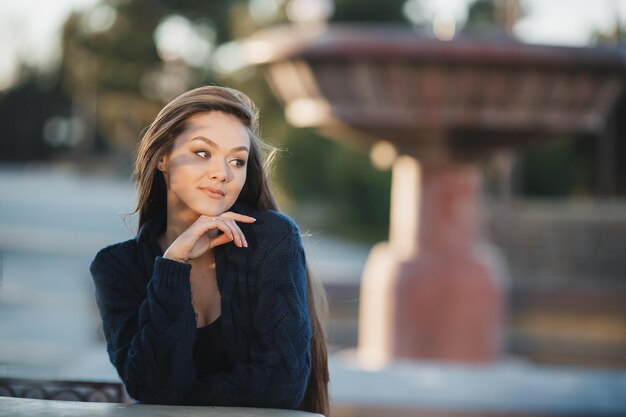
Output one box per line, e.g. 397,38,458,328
200,187,225,200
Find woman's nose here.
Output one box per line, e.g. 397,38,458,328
209,160,229,182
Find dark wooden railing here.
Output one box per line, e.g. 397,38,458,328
0,377,129,403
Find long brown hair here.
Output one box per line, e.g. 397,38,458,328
132,85,329,415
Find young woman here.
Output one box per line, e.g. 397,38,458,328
90,86,329,414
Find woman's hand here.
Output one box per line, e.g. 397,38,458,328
163,212,256,263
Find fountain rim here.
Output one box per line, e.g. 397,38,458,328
244,24,626,71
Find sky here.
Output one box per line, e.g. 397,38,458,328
0,0,624,90
424,0,625,44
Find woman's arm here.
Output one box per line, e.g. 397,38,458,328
90,246,198,404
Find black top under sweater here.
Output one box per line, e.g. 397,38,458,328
193,316,233,376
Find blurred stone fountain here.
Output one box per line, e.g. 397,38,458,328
244,24,626,366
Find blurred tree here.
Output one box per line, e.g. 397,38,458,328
591,7,626,196
611,89,626,195
0,68,71,161
518,137,591,197
332,0,408,23
464,0,526,34
60,0,236,94
271,125,391,241
58,0,243,156
591,0,625,45
515,3,626,198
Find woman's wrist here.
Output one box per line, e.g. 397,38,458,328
163,251,188,264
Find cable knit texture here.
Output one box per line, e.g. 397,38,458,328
90,203,312,409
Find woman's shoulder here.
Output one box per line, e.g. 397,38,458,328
90,238,139,276
254,209,299,232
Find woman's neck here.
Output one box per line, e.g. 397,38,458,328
158,223,187,253
161,204,198,246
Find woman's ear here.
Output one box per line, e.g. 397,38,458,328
157,155,167,172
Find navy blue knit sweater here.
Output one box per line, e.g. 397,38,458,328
90,204,312,408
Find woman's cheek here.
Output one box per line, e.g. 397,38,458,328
237,175,247,197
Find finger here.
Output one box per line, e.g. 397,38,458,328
227,219,248,248
225,219,244,247
197,215,244,247
199,216,233,241
210,217,240,247
220,212,257,223
214,219,237,243
209,233,232,249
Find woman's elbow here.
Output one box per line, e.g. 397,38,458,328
127,386,183,405
120,369,184,405
262,386,306,410
265,365,311,409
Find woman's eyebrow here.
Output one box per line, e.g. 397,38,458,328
191,136,249,153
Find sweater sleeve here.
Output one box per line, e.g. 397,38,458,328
183,232,312,409
90,247,198,404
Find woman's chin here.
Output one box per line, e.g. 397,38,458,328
198,209,224,217
198,204,230,217
190,198,236,217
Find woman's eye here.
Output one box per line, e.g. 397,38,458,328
230,159,247,168
195,150,210,159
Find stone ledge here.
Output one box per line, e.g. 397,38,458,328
0,397,322,417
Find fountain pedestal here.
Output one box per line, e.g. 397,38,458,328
359,158,504,365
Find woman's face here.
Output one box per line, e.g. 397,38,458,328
157,111,250,222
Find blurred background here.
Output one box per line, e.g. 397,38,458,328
1,0,625,415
